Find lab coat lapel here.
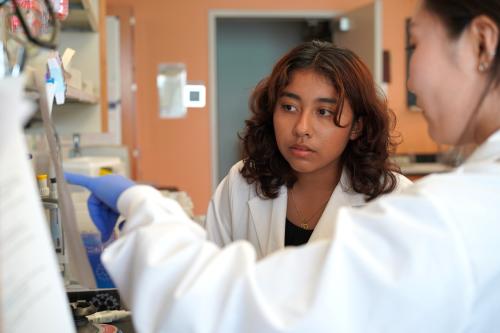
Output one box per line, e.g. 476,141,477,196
309,169,365,242
248,186,288,257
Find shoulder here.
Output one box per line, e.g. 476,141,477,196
392,172,413,192
338,170,413,205
228,160,245,177
217,160,258,198
226,160,249,187
339,169,413,194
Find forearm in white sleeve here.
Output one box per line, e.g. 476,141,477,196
102,185,472,333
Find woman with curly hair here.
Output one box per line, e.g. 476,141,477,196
205,40,411,258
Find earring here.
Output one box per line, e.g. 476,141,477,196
479,62,489,72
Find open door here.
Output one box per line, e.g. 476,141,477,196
106,4,138,179
333,0,382,85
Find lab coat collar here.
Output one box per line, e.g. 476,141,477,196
465,129,500,164
248,168,363,256
248,186,287,257
310,168,364,242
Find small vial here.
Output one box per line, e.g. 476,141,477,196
37,174,50,198
50,177,58,199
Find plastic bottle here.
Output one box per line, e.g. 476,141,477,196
37,173,50,198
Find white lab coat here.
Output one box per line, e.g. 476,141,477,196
205,161,412,258
102,130,500,333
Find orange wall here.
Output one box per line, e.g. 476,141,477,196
383,0,438,154
107,0,437,215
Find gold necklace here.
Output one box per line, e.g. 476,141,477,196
289,188,331,230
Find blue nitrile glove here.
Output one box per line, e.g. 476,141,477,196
65,172,135,242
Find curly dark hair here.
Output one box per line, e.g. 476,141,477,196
240,40,401,201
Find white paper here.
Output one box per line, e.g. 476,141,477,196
0,77,75,333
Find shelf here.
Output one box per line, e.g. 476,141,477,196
400,163,452,175
65,85,99,104
61,0,98,32
24,87,98,105
23,70,98,105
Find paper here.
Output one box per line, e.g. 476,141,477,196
0,77,75,333
47,56,66,105
61,48,76,70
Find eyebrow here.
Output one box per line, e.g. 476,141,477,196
280,91,338,104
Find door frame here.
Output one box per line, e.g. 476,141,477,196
208,10,339,191
106,4,138,179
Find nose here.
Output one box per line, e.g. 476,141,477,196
293,111,312,138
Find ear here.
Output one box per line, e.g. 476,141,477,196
470,15,498,72
349,118,363,140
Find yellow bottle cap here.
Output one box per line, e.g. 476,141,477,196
99,167,113,176
37,174,48,180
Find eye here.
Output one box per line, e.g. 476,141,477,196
280,104,297,112
317,108,334,117
406,43,416,53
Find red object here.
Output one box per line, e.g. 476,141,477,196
9,0,68,36
9,0,45,35
52,0,69,21
98,324,120,333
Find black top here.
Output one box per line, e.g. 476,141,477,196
284,218,314,246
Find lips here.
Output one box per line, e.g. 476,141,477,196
289,144,315,157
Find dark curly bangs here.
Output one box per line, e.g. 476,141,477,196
240,40,401,201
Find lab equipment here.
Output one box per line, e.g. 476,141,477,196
37,173,50,197
6,0,59,49
49,176,57,198
81,232,115,288
43,197,66,277
52,0,68,20
86,310,131,324
4,0,98,288
64,156,126,179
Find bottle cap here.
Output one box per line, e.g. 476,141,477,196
37,174,48,180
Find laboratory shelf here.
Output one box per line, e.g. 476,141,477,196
65,85,99,104
62,0,98,32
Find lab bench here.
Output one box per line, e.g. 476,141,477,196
400,162,453,181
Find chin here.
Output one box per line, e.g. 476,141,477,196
429,128,452,145
287,160,315,174
429,127,466,146
427,118,449,145
428,127,444,144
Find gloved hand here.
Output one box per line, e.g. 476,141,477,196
65,172,135,242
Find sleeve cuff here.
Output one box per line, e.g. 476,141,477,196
117,185,164,216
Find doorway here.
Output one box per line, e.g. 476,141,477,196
210,11,338,187
209,2,381,188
